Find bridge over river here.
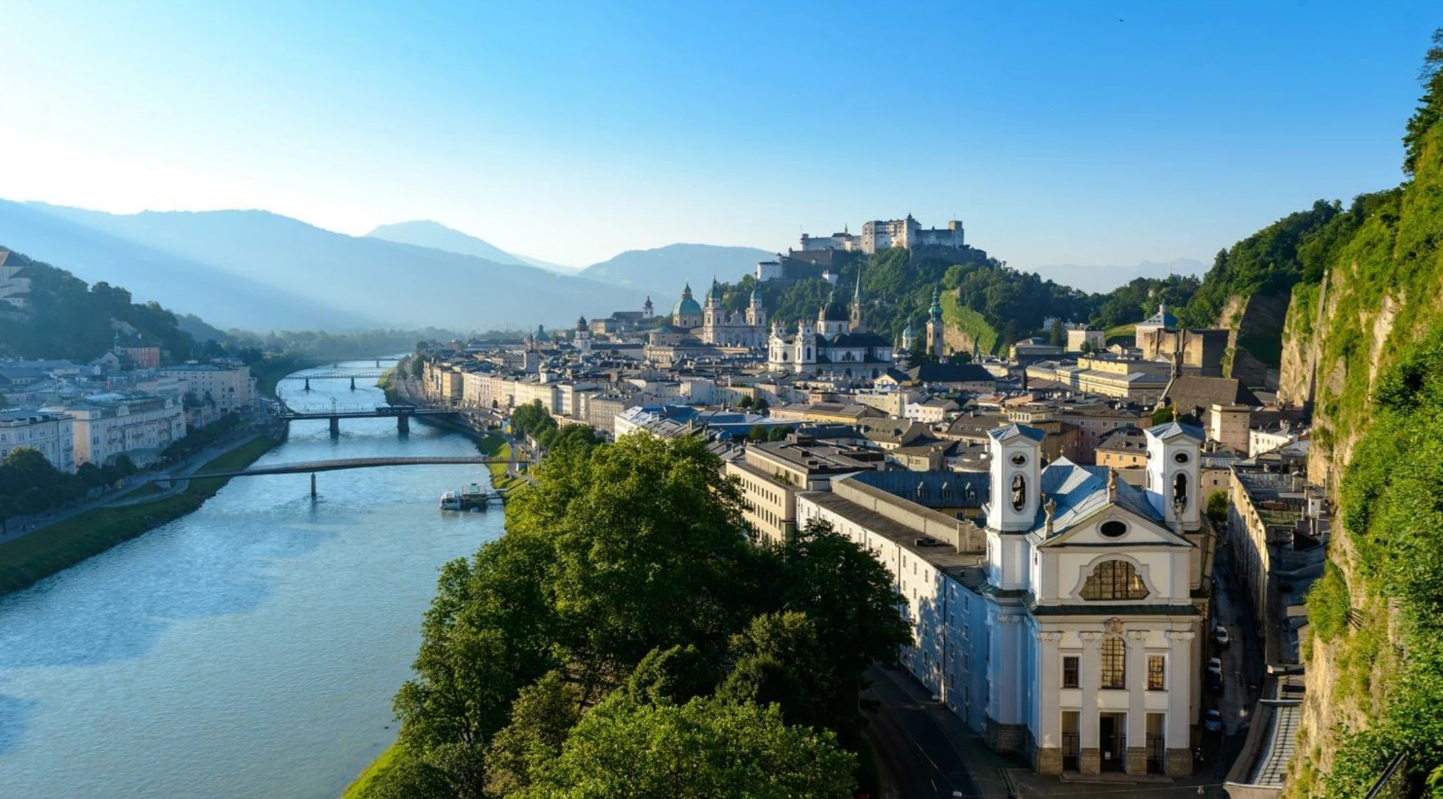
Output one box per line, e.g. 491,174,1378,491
148,455,523,497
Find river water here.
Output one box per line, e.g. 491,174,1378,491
0,361,502,799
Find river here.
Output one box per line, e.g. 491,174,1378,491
0,361,502,799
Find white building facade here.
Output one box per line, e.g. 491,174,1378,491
160,363,257,415
798,422,1207,777
0,409,76,472
64,395,187,467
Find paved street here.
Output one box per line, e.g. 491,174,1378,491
865,663,982,799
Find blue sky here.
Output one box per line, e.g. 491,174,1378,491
0,1,1436,276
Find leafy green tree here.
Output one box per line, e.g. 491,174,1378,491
1206,490,1229,526
737,395,754,409
1404,28,1443,176
393,533,561,755
1048,318,1065,347
486,670,582,796
719,612,838,731
623,644,724,706
356,748,456,799
748,424,769,442
769,518,910,740
514,695,856,799
766,424,791,442
506,433,762,696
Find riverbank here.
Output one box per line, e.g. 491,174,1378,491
0,436,279,597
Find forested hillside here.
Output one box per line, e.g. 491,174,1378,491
1272,30,1443,797
0,247,203,362
707,246,1199,352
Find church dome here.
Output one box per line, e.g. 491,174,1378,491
818,290,848,323
672,283,702,318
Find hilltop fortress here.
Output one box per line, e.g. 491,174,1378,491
757,214,974,283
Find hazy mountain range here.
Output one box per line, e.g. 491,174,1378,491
0,203,771,332
579,244,777,298
366,220,581,275
1037,258,1208,293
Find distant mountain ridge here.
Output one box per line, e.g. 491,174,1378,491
580,243,776,298
365,220,532,267
2,202,648,331
1036,258,1207,294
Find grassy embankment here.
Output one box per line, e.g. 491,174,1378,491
1104,323,1136,345
938,291,1001,356
477,434,525,493
0,437,278,597
339,743,399,799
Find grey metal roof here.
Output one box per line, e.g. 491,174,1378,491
1145,421,1205,442
987,423,1046,443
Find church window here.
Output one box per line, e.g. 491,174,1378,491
1147,655,1166,690
1173,452,1189,464
1080,560,1149,600
1010,473,1026,511
1062,656,1079,688
1099,520,1128,538
1173,472,1188,508
1101,637,1126,689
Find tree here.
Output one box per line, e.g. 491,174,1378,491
754,397,770,413
393,533,561,756
514,695,856,799
506,433,763,696
737,395,755,409
766,425,791,442
748,424,769,442
624,644,724,706
486,670,582,795
1206,490,1229,526
1048,318,1065,347
768,518,910,740
1404,27,1443,176
719,612,837,731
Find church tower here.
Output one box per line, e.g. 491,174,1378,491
850,263,866,333
926,287,945,358
704,279,723,328
746,284,766,336
643,296,654,319
1145,422,1203,532
575,316,592,353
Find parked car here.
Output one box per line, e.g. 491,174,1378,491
1215,626,1231,647
1208,657,1223,677
1205,709,1223,733
1209,671,1225,695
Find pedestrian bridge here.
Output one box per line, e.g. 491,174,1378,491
174,455,512,480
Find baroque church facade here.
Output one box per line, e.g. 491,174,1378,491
766,279,895,376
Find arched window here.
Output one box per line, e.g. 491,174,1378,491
1080,560,1149,600
1010,473,1026,511
1173,472,1188,509
1101,636,1126,688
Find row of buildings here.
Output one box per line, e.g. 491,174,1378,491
0,357,257,472
417,284,1329,782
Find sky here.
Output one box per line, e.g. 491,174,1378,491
0,0,1437,274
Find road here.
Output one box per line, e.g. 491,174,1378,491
1198,542,1264,795
865,663,982,799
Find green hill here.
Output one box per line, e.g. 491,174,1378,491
0,247,204,362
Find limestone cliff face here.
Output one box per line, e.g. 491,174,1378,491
1215,290,1290,389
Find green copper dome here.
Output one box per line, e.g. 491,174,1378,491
672,282,702,317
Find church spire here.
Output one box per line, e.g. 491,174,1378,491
850,261,866,333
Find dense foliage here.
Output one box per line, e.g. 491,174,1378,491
364,435,907,798
507,400,602,455
0,247,199,362
1289,31,1443,797
708,246,1199,350
0,447,136,529
1300,324,1443,797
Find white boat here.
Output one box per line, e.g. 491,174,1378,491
439,491,462,511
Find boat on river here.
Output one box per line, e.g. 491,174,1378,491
439,483,492,512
